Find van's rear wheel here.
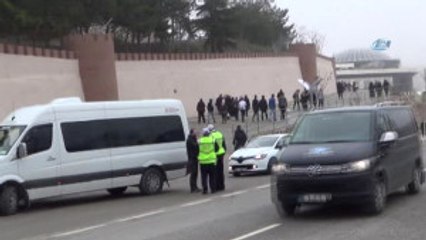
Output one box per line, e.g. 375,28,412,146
276,201,297,217
0,186,18,216
107,187,127,197
407,166,422,194
139,168,164,195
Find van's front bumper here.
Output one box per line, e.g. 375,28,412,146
271,171,375,206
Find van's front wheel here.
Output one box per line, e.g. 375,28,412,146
139,168,164,195
407,165,422,194
0,186,18,216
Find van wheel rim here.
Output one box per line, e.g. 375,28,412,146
147,173,160,192
413,168,421,189
375,182,385,210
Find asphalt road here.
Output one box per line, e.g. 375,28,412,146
0,143,425,240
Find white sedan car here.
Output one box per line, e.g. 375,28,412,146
228,134,289,176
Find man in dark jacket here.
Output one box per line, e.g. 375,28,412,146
383,80,390,97
186,129,200,193
197,99,206,124
244,95,250,117
207,99,215,124
259,95,268,121
252,95,259,122
278,93,288,120
233,125,247,150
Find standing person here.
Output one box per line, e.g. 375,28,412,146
198,128,218,194
369,82,376,98
233,125,247,150
277,89,284,98
238,97,247,123
300,89,310,111
207,99,216,124
208,125,227,191
215,94,223,113
252,95,260,122
383,80,390,97
420,121,425,138
268,94,277,122
337,82,344,100
376,81,383,98
318,88,325,109
278,93,288,120
293,89,300,111
259,95,268,121
186,129,200,193
196,99,206,124
233,97,239,121
244,95,250,117
220,100,228,124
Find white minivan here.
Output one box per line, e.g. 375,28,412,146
0,98,189,215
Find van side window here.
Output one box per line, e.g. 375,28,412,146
377,113,391,137
61,116,185,152
22,124,53,155
384,109,417,137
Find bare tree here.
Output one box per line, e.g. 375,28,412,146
293,26,326,54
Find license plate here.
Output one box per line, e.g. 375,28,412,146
299,194,332,203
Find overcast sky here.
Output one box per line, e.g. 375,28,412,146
275,0,426,67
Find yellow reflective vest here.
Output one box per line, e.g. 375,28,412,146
198,135,217,165
211,131,225,156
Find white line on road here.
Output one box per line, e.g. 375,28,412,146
229,223,282,240
180,198,212,207
115,209,166,223
51,224,107,238
255,184,271,189
221,190,248,198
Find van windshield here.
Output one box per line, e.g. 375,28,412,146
291,112,373,144
0,126,26,155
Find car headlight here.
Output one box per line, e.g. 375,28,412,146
272,163,289,173
254,153,268,160
343,159,372,173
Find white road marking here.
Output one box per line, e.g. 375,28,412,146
51,224,107,238
221,190,248,198
229,223,282,240
180,198,212,207
115,209,166,223
255,184,271,189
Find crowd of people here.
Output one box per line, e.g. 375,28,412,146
186,124,248,194
196,88,326,124
368,80,391,98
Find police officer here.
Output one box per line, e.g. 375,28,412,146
208,124,227,191
198,128,219,194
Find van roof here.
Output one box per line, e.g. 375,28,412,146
1,97,184,126
308,105,412,115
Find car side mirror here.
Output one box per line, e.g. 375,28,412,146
379,131,398,143
275,144,283,150
17,143,28,159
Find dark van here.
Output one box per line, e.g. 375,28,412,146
271,105,424,216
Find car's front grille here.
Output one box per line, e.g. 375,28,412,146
288,164,343,176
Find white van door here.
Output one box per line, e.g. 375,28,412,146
19,123,59,199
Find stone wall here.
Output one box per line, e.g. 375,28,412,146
0,54,84,118
317,55,337,95
116,57,304,117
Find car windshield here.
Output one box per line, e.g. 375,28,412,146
0,126,26,155
246,136,279,148
291,112,373,144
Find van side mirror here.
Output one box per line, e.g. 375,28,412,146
379,131,398,143
17,143,28,159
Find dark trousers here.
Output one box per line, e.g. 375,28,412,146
318,99,324,108
216,155,225,191
293,100,300,110
240,110,245,122
252,111,259,122
280,108,286,120
200,164,216,193
189,161,199,191
261,110,268,121
198,112,205,123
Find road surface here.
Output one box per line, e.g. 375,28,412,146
1,143,425,240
